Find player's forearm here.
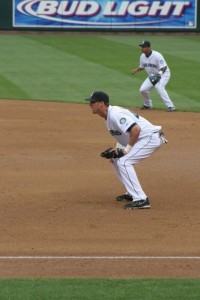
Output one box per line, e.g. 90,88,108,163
131,67,144,75
124,125,141,153
129,126,141,145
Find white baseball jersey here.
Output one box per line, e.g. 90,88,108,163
139,50,170,76
106,106,161,146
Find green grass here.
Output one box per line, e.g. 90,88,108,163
0,34,200,111
0,278,200,300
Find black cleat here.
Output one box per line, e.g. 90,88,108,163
166,106,175,112
124,198,151,209
140,105,152,110
116,194,133,202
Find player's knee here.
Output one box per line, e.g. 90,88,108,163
117,159,124,169
140,87,146,94
140,86,150,97
117,158,131,169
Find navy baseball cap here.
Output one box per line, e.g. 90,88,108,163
85,91,109,104
139,40,151,48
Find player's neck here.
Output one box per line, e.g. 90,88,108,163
145,50,152,58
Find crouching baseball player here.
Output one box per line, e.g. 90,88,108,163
131,40,176,112
85,91,168,209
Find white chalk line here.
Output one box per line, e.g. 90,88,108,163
0,256,200,260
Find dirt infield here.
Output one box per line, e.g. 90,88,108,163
0,100,199,278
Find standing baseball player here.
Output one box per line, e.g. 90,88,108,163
131,40,176,112
85,91,168,209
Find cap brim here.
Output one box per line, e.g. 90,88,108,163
85,98,97,102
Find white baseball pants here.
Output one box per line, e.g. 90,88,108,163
140,72,174,108
112,132,162,201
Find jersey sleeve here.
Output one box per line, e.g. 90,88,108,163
157,53,167,69
139,54,144,68
114,112,138,135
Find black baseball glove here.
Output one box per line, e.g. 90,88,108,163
149,74,161,85
100,147,124,159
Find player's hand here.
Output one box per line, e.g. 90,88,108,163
131,69,137,75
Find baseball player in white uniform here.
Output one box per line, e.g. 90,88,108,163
131,40,175,112
85,91,167,209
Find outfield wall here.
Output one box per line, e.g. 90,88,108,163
0,0,200,32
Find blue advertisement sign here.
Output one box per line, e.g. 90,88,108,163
13,0,197,29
